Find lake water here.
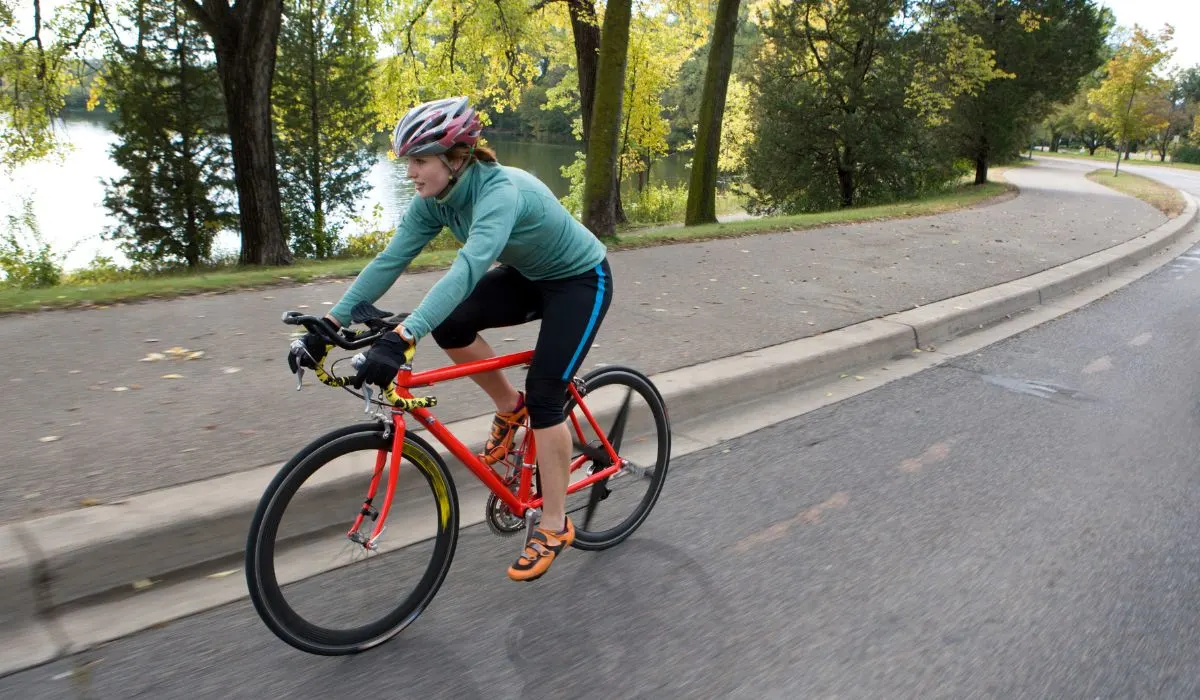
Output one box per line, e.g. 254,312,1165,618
0,113,691,270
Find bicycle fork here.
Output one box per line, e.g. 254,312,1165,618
347,413,408,550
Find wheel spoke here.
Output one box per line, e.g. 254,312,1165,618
607,387,633,454
582,474,607,530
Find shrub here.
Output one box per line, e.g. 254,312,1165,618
1,199,63,289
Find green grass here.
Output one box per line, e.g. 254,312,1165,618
1086,169,1186,217
611,181,1012,249
1037,148,1200,172
0,181,1013,314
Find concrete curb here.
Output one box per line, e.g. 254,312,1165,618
2,189,1195,674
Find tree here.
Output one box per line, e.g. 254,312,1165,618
102,0,233,268
951,0,1109,184
717,75,752,173
1149,68,1199,162
1088,24,1173,175
4,0,293,264
181,0,292,265
375,0,551,127
0,0,101,169
581,0,631,236
745,0,1001,212
685,0,740,225
616,4,706,192
273,0,377,259
1062,86,1107,154
1041,101,1074,151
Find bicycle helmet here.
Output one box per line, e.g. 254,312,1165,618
391,96,482,158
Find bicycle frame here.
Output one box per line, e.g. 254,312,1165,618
350,349,624,546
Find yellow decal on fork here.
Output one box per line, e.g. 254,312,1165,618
403,441,451,528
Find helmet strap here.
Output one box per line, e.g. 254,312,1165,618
438,151,473,184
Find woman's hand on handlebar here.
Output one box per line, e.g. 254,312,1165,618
286,315,340,372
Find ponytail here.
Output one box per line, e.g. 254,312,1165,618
448,142,497,164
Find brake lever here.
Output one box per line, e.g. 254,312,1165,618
289,339,308,391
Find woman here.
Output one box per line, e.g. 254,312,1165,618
290,96,613,582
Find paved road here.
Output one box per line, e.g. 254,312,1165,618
0,160,1167,524
5,196,1200,698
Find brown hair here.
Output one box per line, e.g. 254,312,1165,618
447,142,497,164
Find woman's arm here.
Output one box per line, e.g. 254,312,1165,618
328,199,444,326
399,184,519,340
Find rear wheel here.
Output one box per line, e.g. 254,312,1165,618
245,429,458,655
563,366,670,550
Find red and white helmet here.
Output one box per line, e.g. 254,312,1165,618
391,96,482,157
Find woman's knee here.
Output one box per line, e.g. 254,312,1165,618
430,318,477,349
526,377,569,429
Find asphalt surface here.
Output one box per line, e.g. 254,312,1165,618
4,183,1200,698
0,160,1167,524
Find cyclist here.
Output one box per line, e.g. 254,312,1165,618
289,96,613,582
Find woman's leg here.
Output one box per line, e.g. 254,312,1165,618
430,265,541,413
444,337,521,412
508,259,613,581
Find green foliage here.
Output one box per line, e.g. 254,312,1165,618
0,0,101,168
375,0,552,130
718,76,753,174
744,0,979,214
559,150,588,218
951,0,1109,181
1171,144,1200,165
624,184,689,224
340,227,460,258
100,0,234,268
63,254,135,284
342,228,392,258
0,198,62,288
274,0,379,259
616,4,708,183
1088,25,1174,174
663,2,760,151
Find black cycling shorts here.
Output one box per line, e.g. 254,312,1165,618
430,260,613,429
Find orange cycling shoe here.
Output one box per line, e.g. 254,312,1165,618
482,392,528,465
507,517,575,582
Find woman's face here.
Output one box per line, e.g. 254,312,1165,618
406,155,458,197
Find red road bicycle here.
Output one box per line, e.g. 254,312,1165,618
245,304,671,655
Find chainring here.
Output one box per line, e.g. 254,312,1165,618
485,490,525,537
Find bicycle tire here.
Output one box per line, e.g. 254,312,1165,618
566,365,671,551
245,428,458,655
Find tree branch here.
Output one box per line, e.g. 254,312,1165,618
180,0,222,39
399,0,435,61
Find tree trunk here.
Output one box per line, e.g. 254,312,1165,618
685,0,740,226
1049,131,1061,152
581,0,631,237
186,0,292,265
836,166,854,207
567,0,600,146
177,8,201,268
307,2,324,257
1114,138,1123,176
970,128,989,184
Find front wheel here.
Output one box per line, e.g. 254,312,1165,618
245,428,459,655
564,366,671,551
